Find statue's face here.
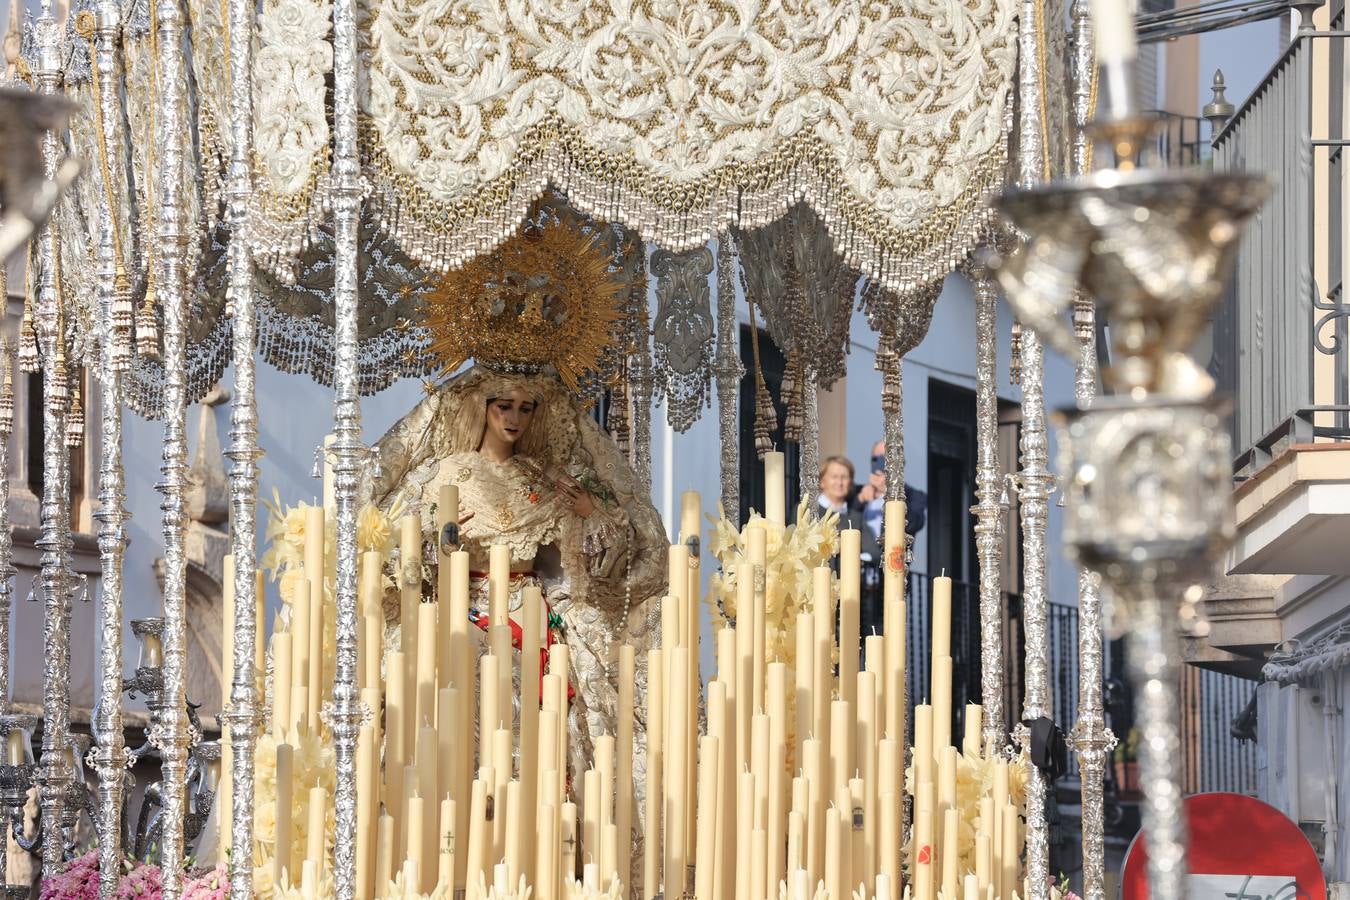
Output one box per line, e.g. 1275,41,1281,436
485,389,538,447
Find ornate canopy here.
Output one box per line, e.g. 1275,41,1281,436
33,0,1016,418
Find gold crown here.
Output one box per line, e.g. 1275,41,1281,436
421,204,632,395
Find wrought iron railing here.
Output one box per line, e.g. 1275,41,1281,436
1148,110,1212,167
899,574,1257,797
900,574,1021,750
1211,21,1350,467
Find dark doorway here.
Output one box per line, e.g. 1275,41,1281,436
926,381,977,583
737,325,801,527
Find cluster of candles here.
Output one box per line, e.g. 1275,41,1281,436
239,454,1026,900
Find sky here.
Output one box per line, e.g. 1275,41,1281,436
1196,18,1284,119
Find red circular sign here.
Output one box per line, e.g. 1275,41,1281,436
1122,792,1325,900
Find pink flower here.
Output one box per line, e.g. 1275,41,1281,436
40,850,100,900
182,863,230,900
114,861,162,899
39,851,168,900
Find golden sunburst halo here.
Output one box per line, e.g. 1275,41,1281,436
419,204,631,396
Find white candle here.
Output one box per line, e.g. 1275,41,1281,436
356,724,377,900
839,530,861,709
506,781,523,885
825,807,843,900
694,735,721,900
465,780,489,900
1001,806,1018,900
275,743,294,886
931,576,952,661
964,704,984,757
271,632,292,740
440,797,457,890
522,588,544,886
880,789,900,900
942,808,959,900
1090,0,1138,64
747,525,768,713
306,785,326,871
680,490,701,548
375,814,394,897
536,804,556,900
735,772,755,900
488,544,511,628
583,768,601,865
795,612,814,770
407,793,427,891
665,650,690,897
764,452,786,525
617,645,636,893
562,803,579,888
644,650,665,900
306,577,323,728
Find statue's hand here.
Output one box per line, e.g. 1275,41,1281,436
554,474,597,519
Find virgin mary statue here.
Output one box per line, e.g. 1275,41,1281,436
365,202,667,805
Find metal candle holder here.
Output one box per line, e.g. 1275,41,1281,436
992,59,1267,900
0,714,40,873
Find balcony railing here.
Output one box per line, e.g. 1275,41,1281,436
1211,19,1350,468
898,575,1256,800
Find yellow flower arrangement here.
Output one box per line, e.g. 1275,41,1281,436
903,748,1030,881
250,728,339,894
250,488,402,896
707,496,841,765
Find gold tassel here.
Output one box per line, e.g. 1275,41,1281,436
136,279,159,357
17,306,38,374
877,339,901,416
1072,294,1094,343
49,344,69,409
748,300,777,459
65,382,83,448
112,267,134,370
782,348,804,444
0,342,13,437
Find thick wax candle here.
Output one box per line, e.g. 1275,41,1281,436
764,452,786,525
275,743,294,886
839,530,861,709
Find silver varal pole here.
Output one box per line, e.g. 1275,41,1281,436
32,10,77,878
0,269,12,718
968,263,1006,750
90,1,133,892
714,234,743,518
326,0,365,887
1066,2,1115,897
152,0,195,889
224,0,263,882
0,271,13,896
995,63,1266,900
1013,0,1053,888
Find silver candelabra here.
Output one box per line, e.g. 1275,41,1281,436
992,58,1267,900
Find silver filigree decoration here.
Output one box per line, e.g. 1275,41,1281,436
736,205,856,391
151,0,195,887
651,247,715,433
713,236,744,516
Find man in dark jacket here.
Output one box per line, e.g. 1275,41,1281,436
853,440,927,640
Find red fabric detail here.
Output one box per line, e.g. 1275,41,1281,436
469,601,574,702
